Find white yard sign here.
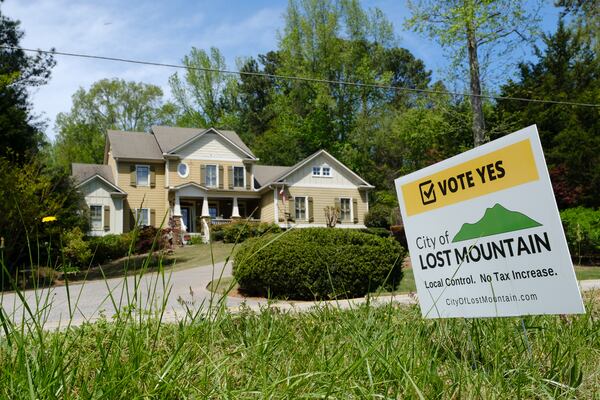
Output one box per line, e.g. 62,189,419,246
395,125,585,318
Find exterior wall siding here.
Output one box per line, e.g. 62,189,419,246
80,179,124,236
280,187,368,226
106,150,118,186
286,154,359,188
178,132,247,161
169,159,253,191
117,161,167,231
260,191,275,223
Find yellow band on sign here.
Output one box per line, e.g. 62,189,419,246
402,139,539,216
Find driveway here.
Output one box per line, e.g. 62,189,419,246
1,262,599,330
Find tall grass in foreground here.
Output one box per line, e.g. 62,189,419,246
0,224,599,398
1,293,599,398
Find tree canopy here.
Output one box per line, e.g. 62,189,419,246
52,78,176,170
0,7,55,161
405,0,541,147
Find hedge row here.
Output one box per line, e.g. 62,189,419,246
233,228,405,300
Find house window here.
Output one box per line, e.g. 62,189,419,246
135,208,150,226
177,162,189,178
312,166,321,176
206,165,217,187
340,198,351,221
295,196,306,220
90,205,102,230
136,165,149,186
322,166,331,176
233,166,245,187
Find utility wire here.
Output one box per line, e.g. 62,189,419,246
3,45,600,108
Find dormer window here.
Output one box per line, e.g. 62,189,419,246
177,162,189,178
312,165,332,177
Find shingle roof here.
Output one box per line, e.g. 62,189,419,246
71,163,126,194
151,126,256,158
253,165,293,188
107,130,163,161
72,163,115,185
255,150,374,190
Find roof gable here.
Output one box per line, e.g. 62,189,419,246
268,150,372,188
152,126,256,159
75,174,126,195
177,130,249,161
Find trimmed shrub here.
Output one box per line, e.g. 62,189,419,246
222,222,251,243
233,228,405,300
87,234,131,265
360,227,391,238
561,207,600,264
62,227,92,268
215,221,282,243
210,225,226,242
364,204,393,229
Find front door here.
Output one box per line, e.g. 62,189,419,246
181,206,191,232
208,202,219,219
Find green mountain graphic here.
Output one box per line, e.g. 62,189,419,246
452,203,542,243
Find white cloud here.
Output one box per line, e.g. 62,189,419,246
3,0,283,140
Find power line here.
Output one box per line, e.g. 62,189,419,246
3,45,600,108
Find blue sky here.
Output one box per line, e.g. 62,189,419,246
3,0,562,140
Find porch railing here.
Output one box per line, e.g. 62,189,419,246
211,218,232,225
209,218,261,226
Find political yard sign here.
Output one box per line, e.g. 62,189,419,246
394,125,585,318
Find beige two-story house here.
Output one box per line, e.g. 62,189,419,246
72,126,374,241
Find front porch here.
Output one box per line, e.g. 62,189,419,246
176,197,261,233
169,183,262,243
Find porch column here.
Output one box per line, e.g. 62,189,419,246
171,191,183,247
200,196,211,244
173,192,182,216
201,196,210,217
231,197,241,219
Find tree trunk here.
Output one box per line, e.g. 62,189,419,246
466,22,486,147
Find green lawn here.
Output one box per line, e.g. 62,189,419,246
165,241,237,271
59,242,237,284
574,265,600,281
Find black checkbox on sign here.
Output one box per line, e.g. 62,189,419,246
419,180,436,205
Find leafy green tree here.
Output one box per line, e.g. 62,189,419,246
405,0,541,147
0,6,55,161
169,47,239,128
52,78,176,170
0,157,87,278
251,0,431,168
497,21,600,207
557,0,600,54
344,82,472,192
235,52,279,146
